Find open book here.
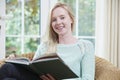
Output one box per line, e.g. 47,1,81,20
5,53,78,80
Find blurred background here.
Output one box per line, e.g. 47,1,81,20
1,0,95,56
1,0,120,68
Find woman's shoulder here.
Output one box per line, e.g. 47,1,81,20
77,39,94,49
76,39,94,55
78,39,93,45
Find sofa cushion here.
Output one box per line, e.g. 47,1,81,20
95,56,120,80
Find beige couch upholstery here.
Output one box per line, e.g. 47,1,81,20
95,56,120,80
0,53,120,80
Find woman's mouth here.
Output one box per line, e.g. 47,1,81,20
56,26,64,31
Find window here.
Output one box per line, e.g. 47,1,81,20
5,0,57,56
58,0,96,45
6,0,41,56
1,0,95,58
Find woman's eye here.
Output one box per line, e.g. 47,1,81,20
61,16,65,20
52,19,56,22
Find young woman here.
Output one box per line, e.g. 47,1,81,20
0,2,95,80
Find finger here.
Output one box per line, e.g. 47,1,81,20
40,75,49,80
7,54,16,59
46,74,55,80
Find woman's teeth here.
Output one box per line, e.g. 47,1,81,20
57,26,64,30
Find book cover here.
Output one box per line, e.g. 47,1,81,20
5,53,78,79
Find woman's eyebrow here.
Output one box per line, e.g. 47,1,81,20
59,15,65,17
52,15,64,19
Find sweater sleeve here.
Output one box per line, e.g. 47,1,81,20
78,40,95,80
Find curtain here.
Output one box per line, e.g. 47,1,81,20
95,0,120,67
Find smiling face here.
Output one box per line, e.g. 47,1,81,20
51,7,73,36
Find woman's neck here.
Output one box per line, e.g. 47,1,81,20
58,33,77,44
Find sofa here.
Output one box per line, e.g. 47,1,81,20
0,53,120,80
95,56,120,80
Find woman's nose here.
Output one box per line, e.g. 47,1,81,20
56,19,62,24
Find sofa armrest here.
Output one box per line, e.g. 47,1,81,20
95,56,120,80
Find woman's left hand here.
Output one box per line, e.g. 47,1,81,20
40,74,56,80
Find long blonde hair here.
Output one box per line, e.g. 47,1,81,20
42,2,75,53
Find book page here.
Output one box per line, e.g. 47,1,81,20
33,53,58,61
5,57,31,65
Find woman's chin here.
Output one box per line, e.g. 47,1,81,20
58,32,66,36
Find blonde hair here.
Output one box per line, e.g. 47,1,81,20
42,2,75,53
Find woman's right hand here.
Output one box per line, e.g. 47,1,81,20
6,54,16,59
40,74,56,80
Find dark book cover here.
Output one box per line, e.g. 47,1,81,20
5,53,78,79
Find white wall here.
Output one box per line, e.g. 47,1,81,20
0,0,5,59
40,0,57,36
95,0,107,59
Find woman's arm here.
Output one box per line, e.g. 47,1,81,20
79,40,95,80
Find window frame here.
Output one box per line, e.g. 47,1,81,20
5,0,41,54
